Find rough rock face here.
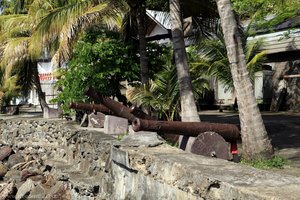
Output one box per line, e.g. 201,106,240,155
0,119,115,199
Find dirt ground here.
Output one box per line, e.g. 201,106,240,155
200,110,300,176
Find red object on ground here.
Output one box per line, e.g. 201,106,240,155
231,143,238,154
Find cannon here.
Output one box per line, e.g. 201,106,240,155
85,87,153,122
132,118,240,160
132,118,240,143
69,102,113,115
85,87,240,160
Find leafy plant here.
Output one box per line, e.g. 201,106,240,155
127,50,209,121
53,30,140,113
127,63,180,121
241,156,289,169
189,30,266,92
116,132,128,141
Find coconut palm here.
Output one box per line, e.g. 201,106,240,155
127,50,209,121
216,0,273,160
0,1,50,110
0,69,20,107
127,64,180,121
169,0,219,151
0,0,125,110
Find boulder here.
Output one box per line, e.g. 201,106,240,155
0,162,8,177
7,153,25,168
15,179,35,200
0,146,13,161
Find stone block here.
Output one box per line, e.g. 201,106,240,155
128,125,157,135
104,115,128,135
116,132,164,148
43,107,62,119
88,112,105,128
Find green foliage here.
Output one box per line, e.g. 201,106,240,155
146,0,168,11
232,0,300,19
189,30,266,91
128,49,208,121
241,156,289,169
53,30,140,113
0,67,21,107
232,0,300,34
116,132,128,141
251,9,300,33
127,59,180,121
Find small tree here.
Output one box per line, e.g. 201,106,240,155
53,31,140,113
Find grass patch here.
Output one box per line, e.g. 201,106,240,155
165,140,178,147
241,156,289,169
117,132,128,141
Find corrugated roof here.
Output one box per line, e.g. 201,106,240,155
146,10,171,30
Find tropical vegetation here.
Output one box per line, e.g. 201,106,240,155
53,28,167,114
2,0,298,159
189,29,267,91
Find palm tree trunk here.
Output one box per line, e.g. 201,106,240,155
216,0,273,159
32,62,49,111
127,0,149,84
136,0,149,84
170,0,200,151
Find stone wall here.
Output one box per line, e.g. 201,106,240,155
0,119,115,199
0,119,300,199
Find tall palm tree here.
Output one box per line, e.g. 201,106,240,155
170,0,200,123
125,0,149,84
32,0,129,69
169,0,202,151
215,0,273,160
34,0,154,85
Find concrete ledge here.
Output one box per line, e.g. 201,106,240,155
111,142,300,199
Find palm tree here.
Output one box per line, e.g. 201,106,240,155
0,68,20,107
35,0,155,85
190,30,267,91
0,1,50,110
169,0,204,151
215,0,273,160
127,49,209,121
169,0,200,123
0,0,127,111
125,0,149,84
127,63,180,121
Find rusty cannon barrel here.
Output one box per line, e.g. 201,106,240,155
85,87,137,122
129,106,154,120
69,102,113,115
132,118,240,142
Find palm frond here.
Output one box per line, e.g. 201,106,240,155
34,0,92,37
127,61,180,121
48,0,127,67
1,37,30,80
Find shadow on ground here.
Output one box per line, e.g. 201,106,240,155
200,111,300,150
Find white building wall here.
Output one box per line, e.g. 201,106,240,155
254,71,264,101
216,81,234,105
26,61,58,108
38,61,58,108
